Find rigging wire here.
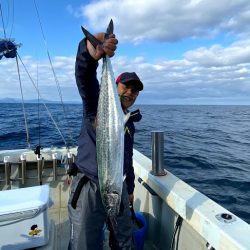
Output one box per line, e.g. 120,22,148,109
1,1,30,148
0,0,15,40
0,2,7,39
15,55,31,149
17,52,68,146
8,0,14,39
1,1,71,148
33,0,75,147
4,0,9,32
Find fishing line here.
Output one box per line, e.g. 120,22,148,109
17,52,68,147
36,62,41,147
33,0,75,147
15,55,31,149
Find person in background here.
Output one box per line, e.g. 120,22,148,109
68,30,143,250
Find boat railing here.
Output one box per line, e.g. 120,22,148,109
1,136,250,249
132,131,250,250
0,147,77,188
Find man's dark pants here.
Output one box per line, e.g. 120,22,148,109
68,172,134,250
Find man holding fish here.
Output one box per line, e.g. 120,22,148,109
68,21,143,250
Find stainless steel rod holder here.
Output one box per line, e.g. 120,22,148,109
67,152,74,172
151,131,167,176
20,154,26,185
37,156,43,185
52,153,57,181
4,162,11,185
67,152,73,165
4,156,10,185
21,160,26,185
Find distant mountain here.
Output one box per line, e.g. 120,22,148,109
0,98,20,103
0,98,80,104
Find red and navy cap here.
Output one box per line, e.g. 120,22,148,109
116,72,143,91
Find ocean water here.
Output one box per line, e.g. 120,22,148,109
0,103,250,224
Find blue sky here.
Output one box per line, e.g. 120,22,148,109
0,0,250,104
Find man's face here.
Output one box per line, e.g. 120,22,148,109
117,82,139,110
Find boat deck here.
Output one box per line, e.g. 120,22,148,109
41,220,154,250
39,191,154,250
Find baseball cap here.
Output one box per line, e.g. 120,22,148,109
116,72,143,91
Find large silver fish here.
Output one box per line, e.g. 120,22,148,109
81,20,128,217
96,54,125,217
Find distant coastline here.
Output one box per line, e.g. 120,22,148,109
0,98,81,104
1,98,250,106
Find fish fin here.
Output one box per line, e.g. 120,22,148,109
123,112,131,125
106,19,114,35
81,19,114,48
81,26,102,49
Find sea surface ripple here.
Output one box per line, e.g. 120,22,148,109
0,104,249,224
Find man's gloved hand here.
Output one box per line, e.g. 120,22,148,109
87,33,118,60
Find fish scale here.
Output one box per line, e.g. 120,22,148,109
96,55,124,217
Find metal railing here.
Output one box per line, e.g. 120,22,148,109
0,152,74,186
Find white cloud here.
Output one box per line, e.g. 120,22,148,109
111,41,250,104
185,39,250,67
1,37,249,104
71,0,250,43
0,56,78,102
1,0,250,105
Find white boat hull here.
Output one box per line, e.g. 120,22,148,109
0,147,249,250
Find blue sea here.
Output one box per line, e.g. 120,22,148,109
0,103,250,224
